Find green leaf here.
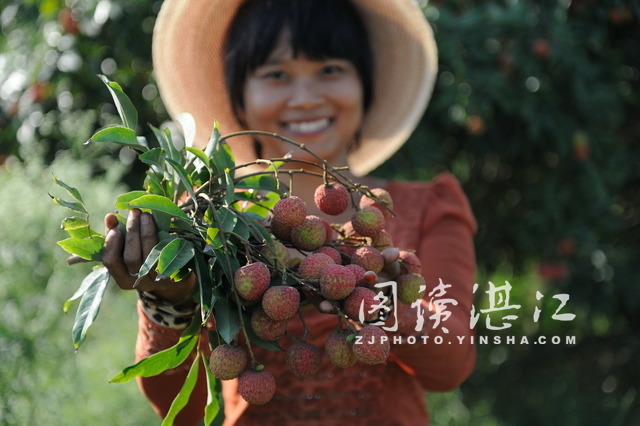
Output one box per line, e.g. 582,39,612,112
115,191,148,210
139,147,167,172
211,143,235,178
64,267,109,313
99,75,139,131
213,298,241,344
57,236,105,261
128,194,189,221
61,217,102,239
53,176,84,203
206,227,223,249
109,333,198,383
217,207,238,233
185,147,213,172
204,121,221,159
224,169,235,206
233,219,250,241
150,124,181,165
161,356,201,425
165,157,197,204
156,239,195,279
71,267,111,350
202,352,225,426
137,237,174,278
235,174,279,192
87,126,147,151
50,194,87,214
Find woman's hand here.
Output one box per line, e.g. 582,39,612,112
102,209,195,303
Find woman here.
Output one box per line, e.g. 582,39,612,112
103,0,477,424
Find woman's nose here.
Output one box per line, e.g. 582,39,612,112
287,79,324,108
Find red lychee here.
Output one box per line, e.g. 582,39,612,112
298,252,335,280
344,263,367,286
250,308,288,341
272,196,306,227
314,182,350,216
234,262,271,301
209,344,247,380
238,369,276,405
314,246,342,265
285,342,322,377
291,215,327,251
359,188,394,219
352,325,390,365
262,285,300,321
343,287,379,322
325,329,357,368
270,216,293,241
351,246,384,274
397,273,427,305
398,250,422,274
352,206,385,238
372,230,394,250
261,239,291,268
319,264,356,300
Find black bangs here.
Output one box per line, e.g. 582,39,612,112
224,0,374,124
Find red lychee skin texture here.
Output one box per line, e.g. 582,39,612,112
399,250,422,274
319,216,336,242
351,246,385,274
272,196,307,227
319,264,356,300
262,285,300,321
314,246,342,265
270,216,293,241
352,206,385,238
314,182,350,216
359,188,394,219
372,230,394,251
234,262,271,301
291,215,327,251
209,344,248,380
397,273,427,305
250,308,288,341
298,253,335,280
285,342,322,378
238,369,276,405
344,263,367,286
352,325,391,365
325,329,357,368
343,287,379,322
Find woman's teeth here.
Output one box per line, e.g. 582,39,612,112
285,118,330,133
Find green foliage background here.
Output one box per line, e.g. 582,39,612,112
1,0,638,424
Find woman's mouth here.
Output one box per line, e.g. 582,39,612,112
282,118,331,134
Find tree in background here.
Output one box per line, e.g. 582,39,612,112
1,0,638,424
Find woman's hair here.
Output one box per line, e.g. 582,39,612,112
224,0,374,126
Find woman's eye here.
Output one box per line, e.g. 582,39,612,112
321,64,343,75
263,70,287,81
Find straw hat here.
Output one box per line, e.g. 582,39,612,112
153,0,437,176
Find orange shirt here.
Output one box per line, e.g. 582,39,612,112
135,172,477,425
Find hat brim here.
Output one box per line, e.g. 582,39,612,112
153,0,437,176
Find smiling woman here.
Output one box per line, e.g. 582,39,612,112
103,0,477,425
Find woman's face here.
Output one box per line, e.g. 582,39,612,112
239,33,364,166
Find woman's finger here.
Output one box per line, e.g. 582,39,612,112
140,212,158,258
103,227,136,290
124,209,143,273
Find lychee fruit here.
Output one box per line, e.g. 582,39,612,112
291,215,327,251
359,188,394,219
343,287,379,322
209,344,247,380
270,216,293,241
314,246,342,264
285,342,322,377
238,369,276,405
314,182,350,216
352,206,385,238
352,325,390,365
234,262,271,301
344,263,367,286
261,239,291,268
325,329,357,368
262,285,300,321
351,246,384,274
298,252,335,280
319,264,356,300
397,273,427,305
250,308,288,341
399,250,422,274
372,230,394,250
272,196,306,227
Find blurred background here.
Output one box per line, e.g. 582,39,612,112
1,0,638,424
